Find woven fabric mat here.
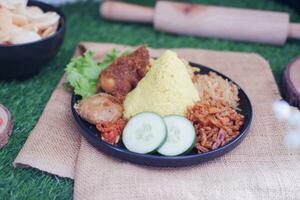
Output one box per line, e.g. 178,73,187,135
14,42,300,200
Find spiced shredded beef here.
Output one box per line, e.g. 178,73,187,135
96,118,127,145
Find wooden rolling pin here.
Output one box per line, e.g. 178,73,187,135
100,1,300,45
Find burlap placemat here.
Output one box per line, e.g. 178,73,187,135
14,43,300,199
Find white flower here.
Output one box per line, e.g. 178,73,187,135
284,131,300,150
273,100,300,150
287,112,300,128
273,101,292,121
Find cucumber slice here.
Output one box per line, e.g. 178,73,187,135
122,112,167,154
158,115,196,156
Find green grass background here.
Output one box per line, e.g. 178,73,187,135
0,0,299,199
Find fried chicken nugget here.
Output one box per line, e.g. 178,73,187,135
74,93,123,125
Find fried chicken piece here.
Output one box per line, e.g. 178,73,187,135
97,46,150,96
74,93,123,125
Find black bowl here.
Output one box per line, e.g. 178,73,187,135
71,63,253,167
0,0,66,80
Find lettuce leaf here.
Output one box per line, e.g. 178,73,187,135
65,49,120,98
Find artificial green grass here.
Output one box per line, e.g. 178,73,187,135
0,0,299,199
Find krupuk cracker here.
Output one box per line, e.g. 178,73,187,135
0,0,60,45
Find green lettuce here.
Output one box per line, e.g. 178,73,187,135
65,49,120,98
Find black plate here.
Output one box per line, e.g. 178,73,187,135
71,62,253,167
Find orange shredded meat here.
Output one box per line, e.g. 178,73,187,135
96,118,127,145
187,99,244,153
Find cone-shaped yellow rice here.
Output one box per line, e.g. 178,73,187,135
123,50,199,118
